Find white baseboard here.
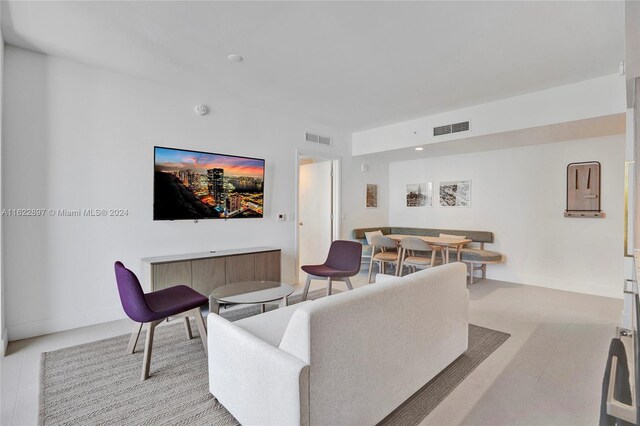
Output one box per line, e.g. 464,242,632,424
7,305,126,341
489,272,624,300
1,327,8,356
524,280,622,299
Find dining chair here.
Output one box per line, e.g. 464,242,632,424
361,230,383,265
368,235,400,283
397,237,443,276
301,240,362,300
114,261,209,380
439,233,467,263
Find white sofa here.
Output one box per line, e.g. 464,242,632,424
207,262,469,426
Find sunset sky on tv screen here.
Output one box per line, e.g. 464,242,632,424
155,147,264,178
153,147,264,220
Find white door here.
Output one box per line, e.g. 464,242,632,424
298,161,333,283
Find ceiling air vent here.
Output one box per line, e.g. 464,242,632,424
305,132,332,146
433,124,452,136
452,121,470,133
433,121,470,136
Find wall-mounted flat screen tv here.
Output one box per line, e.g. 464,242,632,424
154,146,265,220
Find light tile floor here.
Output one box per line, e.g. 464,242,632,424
1,271,622,426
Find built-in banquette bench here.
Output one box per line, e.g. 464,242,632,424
352,227,503,284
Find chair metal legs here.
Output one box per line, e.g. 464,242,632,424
370,259,402,280
304,274,354,300
367,253,376,283
192,307,208,354
396,249,404,276
182,317,193,339
133,307,208,381
127,323,143,354
344,277,354,290
467,262,486,285
141,319,162,381
465,262,488,285
302,275,312,301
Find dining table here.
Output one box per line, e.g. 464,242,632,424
386,234,472,263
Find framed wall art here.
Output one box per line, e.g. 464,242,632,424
406,183,433,207
366,184,378,208
439,180,471,207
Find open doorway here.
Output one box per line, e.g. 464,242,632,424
296,152,340,284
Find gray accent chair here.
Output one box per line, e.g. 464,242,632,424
397,237,445,276
359,227,392,264
368,235,400,283
353,227,503,284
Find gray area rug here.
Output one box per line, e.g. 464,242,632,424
40,289,510,426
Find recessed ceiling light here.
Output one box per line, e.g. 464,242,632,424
227,54,243,63
415,147,424,151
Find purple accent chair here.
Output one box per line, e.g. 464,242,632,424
114,261,208,380
301,240,363,300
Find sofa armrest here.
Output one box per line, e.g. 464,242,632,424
207,313,310,426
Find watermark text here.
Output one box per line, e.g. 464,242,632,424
1,208,129,217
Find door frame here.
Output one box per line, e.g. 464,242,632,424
294,148,341,284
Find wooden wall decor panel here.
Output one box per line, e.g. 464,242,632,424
152,261,192,291
565,161,604,218
225,254,256,284
255,251,281,282
191,258,226,295
145,248,281,291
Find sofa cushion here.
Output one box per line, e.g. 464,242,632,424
389,227,494,243
353,227,493,243
373,251,400,262
460,248,503,262
233,301,313,347
403,255,433,265
352,227,391,239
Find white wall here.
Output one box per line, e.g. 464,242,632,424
354,74,627,156
2,46,360,340
340,156,389,238
0,13,6,355
389,135,626,298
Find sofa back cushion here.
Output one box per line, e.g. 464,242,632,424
391,227,493,243
352,227,493,243
279,263,469,425
352,227,391,240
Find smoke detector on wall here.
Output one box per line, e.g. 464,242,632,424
194,104,208,116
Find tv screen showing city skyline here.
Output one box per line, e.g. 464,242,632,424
154,146,265,220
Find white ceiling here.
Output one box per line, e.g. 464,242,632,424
1,1,625,132
360,113,627,163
